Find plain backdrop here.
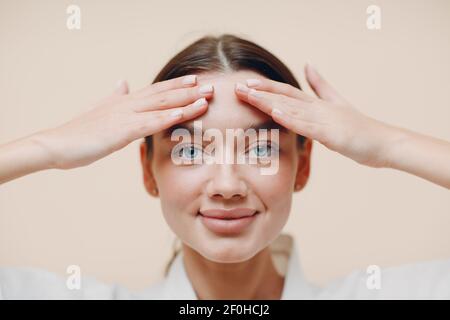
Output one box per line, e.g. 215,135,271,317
1,0,449,290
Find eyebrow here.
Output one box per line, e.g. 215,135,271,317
161,119,288,139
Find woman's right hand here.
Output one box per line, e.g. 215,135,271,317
33,75,213,169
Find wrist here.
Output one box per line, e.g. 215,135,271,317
28,129,60,170
377,121,411,170
0,131,59,184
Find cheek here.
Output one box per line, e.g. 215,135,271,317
250,153,297,207
239,154,297,244
155,165,203,213
153,165,206,239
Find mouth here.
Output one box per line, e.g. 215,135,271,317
197,208,259,235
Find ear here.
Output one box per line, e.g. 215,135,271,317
139,141,159,197
294,138,313,192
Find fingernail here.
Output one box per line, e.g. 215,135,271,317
193,97,207,108
272,108,283,116
246,79,261,88
170,109,183,118
249,88,262,98
116,79,126,89
199,84,214,94
182,75,197,86
236,83,250,93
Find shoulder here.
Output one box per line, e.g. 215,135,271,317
315,258,450,299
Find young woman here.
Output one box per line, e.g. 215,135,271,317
0,35,449,299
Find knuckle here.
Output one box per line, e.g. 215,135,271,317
187,87,198,100
152,110,164,119
154,95,168,108
290,109,300,117
161,109,178,121
279,95,290,105
286,83,297,94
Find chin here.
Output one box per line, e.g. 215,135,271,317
201,250,257,264
195,238,260,263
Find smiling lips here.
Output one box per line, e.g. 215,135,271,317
198,208,258,235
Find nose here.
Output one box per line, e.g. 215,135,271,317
206,164,248,200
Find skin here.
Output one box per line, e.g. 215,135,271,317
238,65,450,188
0,75,213,180
0,64,449,299
140,71,311,299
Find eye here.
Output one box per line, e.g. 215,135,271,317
172,143,202,162
247,141,279,160
253,144,269,157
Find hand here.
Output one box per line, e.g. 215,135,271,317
34,75,213,169
234,64,393,168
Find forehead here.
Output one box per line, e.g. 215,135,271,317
153,70,296,146
189,70,269,129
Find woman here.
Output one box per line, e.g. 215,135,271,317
0,34,449,299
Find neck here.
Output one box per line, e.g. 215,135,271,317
182,243,285,300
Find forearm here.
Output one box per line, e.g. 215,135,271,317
0,131,56,185
384,124,450,189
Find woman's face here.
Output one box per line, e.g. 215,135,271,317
140,70,311,263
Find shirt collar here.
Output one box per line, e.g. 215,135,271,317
162,233,316,299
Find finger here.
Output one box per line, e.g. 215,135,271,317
114,80,129,95
236,85,314,121
134,97,209,137
133,74,198,97
132,84,214,112
305,63,346,104
244,78,314,102
270,107,321,140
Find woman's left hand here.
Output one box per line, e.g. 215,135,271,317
234,63,394,168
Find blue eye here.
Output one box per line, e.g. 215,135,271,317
176,144,202,160
248,141,278,159
253,144,269,157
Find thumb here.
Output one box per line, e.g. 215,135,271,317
114,79,129,95
305,63,345,104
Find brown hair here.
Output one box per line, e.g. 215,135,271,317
146,34,306,276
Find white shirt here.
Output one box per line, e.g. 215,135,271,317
1,233,449,299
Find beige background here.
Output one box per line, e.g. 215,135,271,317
1,0,449,290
